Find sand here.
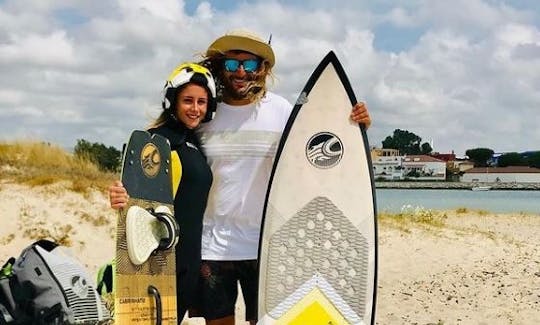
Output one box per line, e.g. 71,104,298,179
377,211,539,324
0,181,116,274
0,181,538,324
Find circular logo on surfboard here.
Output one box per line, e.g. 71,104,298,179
140,143,161,178
306,132,343,169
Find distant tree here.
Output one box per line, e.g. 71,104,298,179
526,151,540,168
74,139,121,172
382,129,432,155
465,148,494,167
420,142,432,155
497,152,526,167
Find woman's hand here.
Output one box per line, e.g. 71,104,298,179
109,180,129,210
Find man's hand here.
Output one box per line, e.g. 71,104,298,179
350,102,371,129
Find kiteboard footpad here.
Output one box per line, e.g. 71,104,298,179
126,205,178,265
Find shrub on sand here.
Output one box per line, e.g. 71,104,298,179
379,205,447,233
0,141,116,193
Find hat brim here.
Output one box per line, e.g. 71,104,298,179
206,35,275,68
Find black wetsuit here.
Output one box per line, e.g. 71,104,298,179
149,120,212,320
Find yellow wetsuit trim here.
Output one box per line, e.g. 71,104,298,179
171,151,182,198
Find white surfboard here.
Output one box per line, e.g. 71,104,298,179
258,51,377,325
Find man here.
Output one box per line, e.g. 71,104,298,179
193,29,372,325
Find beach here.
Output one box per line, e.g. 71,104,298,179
377,210,539,324
0,181,538,324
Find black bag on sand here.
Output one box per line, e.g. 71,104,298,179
0,240,110,324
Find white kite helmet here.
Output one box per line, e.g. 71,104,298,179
162,63,217,122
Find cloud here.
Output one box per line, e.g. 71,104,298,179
0,0,538,156
0,31,75,66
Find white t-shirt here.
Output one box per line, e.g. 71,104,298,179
196,92,293,260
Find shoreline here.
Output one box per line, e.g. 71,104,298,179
375,181,540,190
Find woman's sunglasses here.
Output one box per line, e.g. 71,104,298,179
223,59,260,73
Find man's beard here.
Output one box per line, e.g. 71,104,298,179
222,75,261,100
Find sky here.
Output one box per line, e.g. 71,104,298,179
0,0,539,156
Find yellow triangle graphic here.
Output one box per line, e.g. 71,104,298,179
277,287,348,325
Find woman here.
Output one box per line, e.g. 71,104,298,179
108,62,215,321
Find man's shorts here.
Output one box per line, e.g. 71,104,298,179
189,260,258,321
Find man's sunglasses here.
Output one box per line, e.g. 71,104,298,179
223,59,260,73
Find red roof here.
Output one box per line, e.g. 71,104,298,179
403,155,445,163
430,153,456,161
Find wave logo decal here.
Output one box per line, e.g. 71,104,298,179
141,143,161,178
306,132,343,169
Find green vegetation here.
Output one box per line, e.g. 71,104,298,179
382,129,433,155
465,148,494,167
527,151,540,168
0,140,117,193
455,207,468,214
497,152,527,167
380,129,539,171
378,206,447,233
74,139,122,172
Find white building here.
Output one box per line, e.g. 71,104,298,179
401,155,447,181
371,149,447,181
371,148,403,180
461,166,540,183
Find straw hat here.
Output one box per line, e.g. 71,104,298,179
206,29,275,67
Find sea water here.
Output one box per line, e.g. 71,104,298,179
376,189,540,214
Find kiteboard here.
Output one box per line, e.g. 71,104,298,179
257,51,378,325
115,130,179,324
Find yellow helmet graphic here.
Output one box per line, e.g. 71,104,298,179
162,63,217,122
